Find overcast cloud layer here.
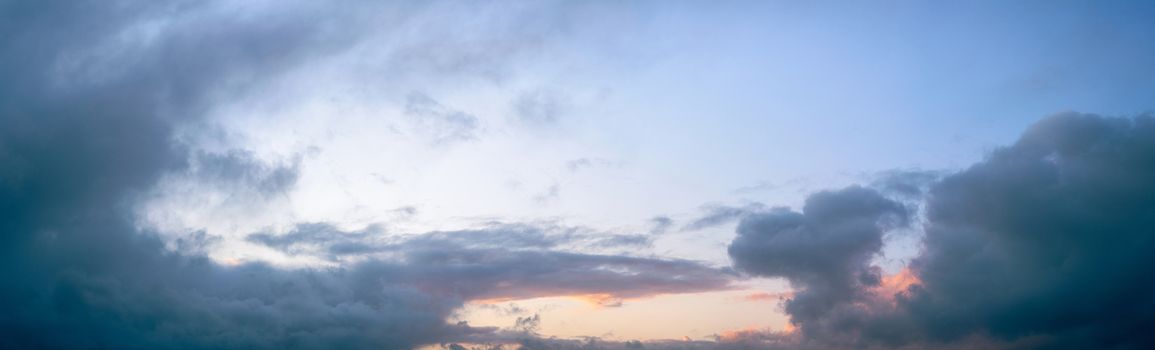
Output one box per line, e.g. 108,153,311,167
3,1,1155,349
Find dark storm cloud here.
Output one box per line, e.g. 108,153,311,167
898,112,1155,348
0,1,670,349
726,113,1155,349
0,0,473,348
0,0,361,253
0,1,736,349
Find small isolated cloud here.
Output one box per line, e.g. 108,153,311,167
565,157,623,173
405,91,481,144
649,216,675,235
533,183,561,204
513,88,569,126
682,203,767,231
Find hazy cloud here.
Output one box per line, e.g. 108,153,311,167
246,222,732,303
405,91,481,144
648,216,675,235
682,203,767,231
565,157,623,173
513,88,569,126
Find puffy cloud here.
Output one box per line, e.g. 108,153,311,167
726,113,1155,349
727,186,909,341
903,112,1155,348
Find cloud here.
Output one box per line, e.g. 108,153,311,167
870,169,943,198
513,88,569,126
900,112,1155,348
649,216,675,235
727,186,909,339
1,1,731,349
725,112,1155,349
405,91,481,144
138,150,303,235
246,222,734,303
681,203,767,231
565,157,623,173
247,221,659,259
0,1,472,348
533,184,561,204
444,328,801,350
9,1,1155,348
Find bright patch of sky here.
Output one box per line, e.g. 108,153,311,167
136,1,1155,268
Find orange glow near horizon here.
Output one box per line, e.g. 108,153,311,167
456,288,791,341
742,291,793,302
450,269,920,343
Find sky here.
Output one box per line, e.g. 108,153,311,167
2,1,1155,349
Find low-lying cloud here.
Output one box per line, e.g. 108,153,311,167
727,112,1155,349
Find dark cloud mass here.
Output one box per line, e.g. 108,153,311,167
728,113,1155,349
903,113,1155,348
0,1,449,348
728,186,909,342
0,1,732,349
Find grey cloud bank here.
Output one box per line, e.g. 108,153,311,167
0,1,451,348
727,113,1155,349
